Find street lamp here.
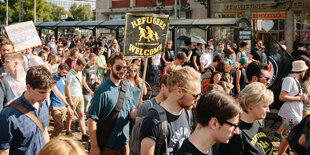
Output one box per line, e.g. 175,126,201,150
34,0,36,22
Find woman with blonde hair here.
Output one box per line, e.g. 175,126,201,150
110,39,120,54
220,82,274,155
127,63,147,106
38,136,87,155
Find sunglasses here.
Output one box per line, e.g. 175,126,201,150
261,77,270,81
131,69,137,72
180,87,201,100
223,120,239,131
115,65,127,71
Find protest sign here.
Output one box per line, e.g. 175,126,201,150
5,21,42,52
123,13,169,58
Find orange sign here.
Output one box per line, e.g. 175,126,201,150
252,12,285,19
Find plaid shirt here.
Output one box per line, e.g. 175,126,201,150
0,94,49,155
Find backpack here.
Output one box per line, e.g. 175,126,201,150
201,66,215,93
288,115,310,154
129,104,169,155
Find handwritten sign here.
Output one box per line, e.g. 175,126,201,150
5,21,42,52
123,13,169,58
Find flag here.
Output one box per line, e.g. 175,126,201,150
267,33,294,109
123,13,169,58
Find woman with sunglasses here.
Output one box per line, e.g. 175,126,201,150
220,82,274,155
127,64,147,106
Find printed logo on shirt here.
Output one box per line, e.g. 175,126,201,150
251,131,274,155
169,127,191,153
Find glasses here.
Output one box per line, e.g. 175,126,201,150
259,75,270,82
207,48,211,50
131,69,137,73
115,65,127,71
258,42,262,44
223,120,239,131
167,42,173,44
261,77,270,81
180,87,201,100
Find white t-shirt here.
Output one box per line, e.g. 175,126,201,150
66,69,83,97
152,54,161,66
200,52,212,69
278,76,303,121
3,73,27,102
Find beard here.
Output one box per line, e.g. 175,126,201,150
177,95,194,111
111,68,125,80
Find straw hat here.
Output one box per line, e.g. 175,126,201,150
292,60,308,72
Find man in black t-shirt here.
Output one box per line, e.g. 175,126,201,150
180,41,193,66
176,91,242,155
140,67,201,155
161,40,175,70
250,40,263,62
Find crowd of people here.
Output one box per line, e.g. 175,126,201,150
0,33,310,155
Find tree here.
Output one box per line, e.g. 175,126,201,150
0,0,55,24
69,3,93,21
51,3,71,21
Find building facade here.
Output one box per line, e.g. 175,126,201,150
46,0,96,10
210,0,310,52
96,0,310,52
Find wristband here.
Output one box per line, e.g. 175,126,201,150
306,139,310,148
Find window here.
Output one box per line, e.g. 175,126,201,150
295,11,310,43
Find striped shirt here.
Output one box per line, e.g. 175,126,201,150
0,94,49,155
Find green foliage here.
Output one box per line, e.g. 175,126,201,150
69,3,93,21
51,3,71,21
0,0,77,24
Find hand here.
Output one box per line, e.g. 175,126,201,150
300,93,308,102
68,100,74,108
67,106,74,116
90,145,101,155
91,92,94,96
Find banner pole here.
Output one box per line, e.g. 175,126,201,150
139,57,148,104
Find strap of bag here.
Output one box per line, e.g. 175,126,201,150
96,79,128,151
0,77,6,103
69,69,82,86
9,102,44,133
288,74,302,94
153,104,168,155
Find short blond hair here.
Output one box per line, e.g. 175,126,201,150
38,136,87,155
1,39,14,48
239,82,274,113
166,66,201,92
5,52,23,64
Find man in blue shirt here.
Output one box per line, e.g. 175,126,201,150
50,63,73,138
87,52,138,154
0,66,56,155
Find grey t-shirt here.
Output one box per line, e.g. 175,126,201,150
82,64,98,94
3,74,27,103
136,97,157,118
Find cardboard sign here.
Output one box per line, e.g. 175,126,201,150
5,21,42,52
123,13,169,58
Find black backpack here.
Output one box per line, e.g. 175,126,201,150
288,115,310,154
129,104,169,155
